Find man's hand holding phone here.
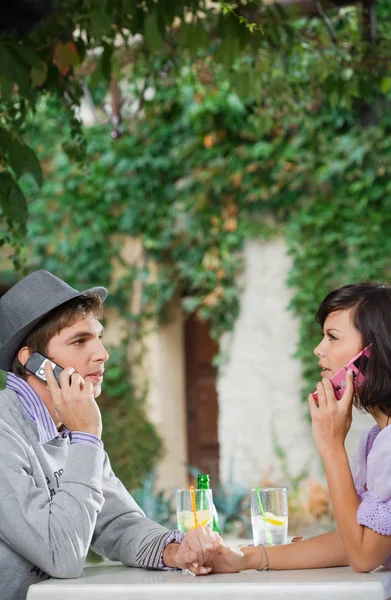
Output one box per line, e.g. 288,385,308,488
44,361,102,438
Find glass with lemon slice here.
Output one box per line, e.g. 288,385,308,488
251,487,288,546
176,489,213,533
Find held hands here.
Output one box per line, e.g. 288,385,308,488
44,362,102,438
202,541,245,574
168,528,244,575
171,528,221,575
308,369,354,458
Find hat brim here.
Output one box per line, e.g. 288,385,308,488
0,286,107,371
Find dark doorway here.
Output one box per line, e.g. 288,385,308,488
184,314,220,486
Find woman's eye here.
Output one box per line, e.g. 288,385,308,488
328,335,337,341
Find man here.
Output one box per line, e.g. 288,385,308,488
0,270,240,600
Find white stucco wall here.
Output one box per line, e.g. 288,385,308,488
217,238,372,488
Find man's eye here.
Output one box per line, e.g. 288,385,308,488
73,339,86,345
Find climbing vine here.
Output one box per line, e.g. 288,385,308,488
3,1,391,487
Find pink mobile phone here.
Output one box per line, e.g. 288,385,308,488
312,344,372,402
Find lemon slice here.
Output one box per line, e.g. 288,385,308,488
189,518,211,530
183,510,212,530
264,512,285,526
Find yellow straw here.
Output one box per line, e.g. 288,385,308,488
190,485,199,528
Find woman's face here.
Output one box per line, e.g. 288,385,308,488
313,307,363,378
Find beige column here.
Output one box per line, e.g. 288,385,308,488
144,302,188,491
108,236,189,491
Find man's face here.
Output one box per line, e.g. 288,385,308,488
46,315,109,398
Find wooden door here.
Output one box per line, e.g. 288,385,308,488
184,314,220,486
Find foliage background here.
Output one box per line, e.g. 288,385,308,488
1,1,391,493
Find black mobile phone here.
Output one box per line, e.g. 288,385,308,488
25,352,64,387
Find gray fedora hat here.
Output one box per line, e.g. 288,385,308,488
0,269,108,371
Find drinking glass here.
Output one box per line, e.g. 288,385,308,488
176,489,213,533
251,487,288,546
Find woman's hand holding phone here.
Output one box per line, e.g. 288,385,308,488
44,361,102,438
312,344,371,403
308,369,354,459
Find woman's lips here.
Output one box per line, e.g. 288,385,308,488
320,369,331,378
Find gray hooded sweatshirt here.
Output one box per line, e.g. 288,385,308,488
0,388,171,600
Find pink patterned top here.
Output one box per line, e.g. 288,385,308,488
350,423,391,568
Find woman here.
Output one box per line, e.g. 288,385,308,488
211,283,391,573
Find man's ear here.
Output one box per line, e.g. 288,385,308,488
18,347,31,367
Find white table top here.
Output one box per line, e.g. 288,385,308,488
27,562,391,600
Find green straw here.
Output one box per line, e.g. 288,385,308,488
256,487,273,546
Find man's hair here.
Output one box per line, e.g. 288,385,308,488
316,282,391,417
12,293,103,379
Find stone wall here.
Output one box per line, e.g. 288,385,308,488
217,238,372,490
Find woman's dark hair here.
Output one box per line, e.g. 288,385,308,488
316,283,391,417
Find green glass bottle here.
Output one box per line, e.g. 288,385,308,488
197,473,221,534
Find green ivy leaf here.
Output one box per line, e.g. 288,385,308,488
55,42,81,70
19,145,43,187
91,9,112,37
8,182,28,225
0,45,30,95
144,12,163,52
31,61,48,87
0,127,43,186
0,173,13,196
0,77,13,101
0,173,28,227
10,42,44,69
251,141,273,159
380,76,391,94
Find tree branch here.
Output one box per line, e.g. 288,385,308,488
315,0,338,45
110,75,123,139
